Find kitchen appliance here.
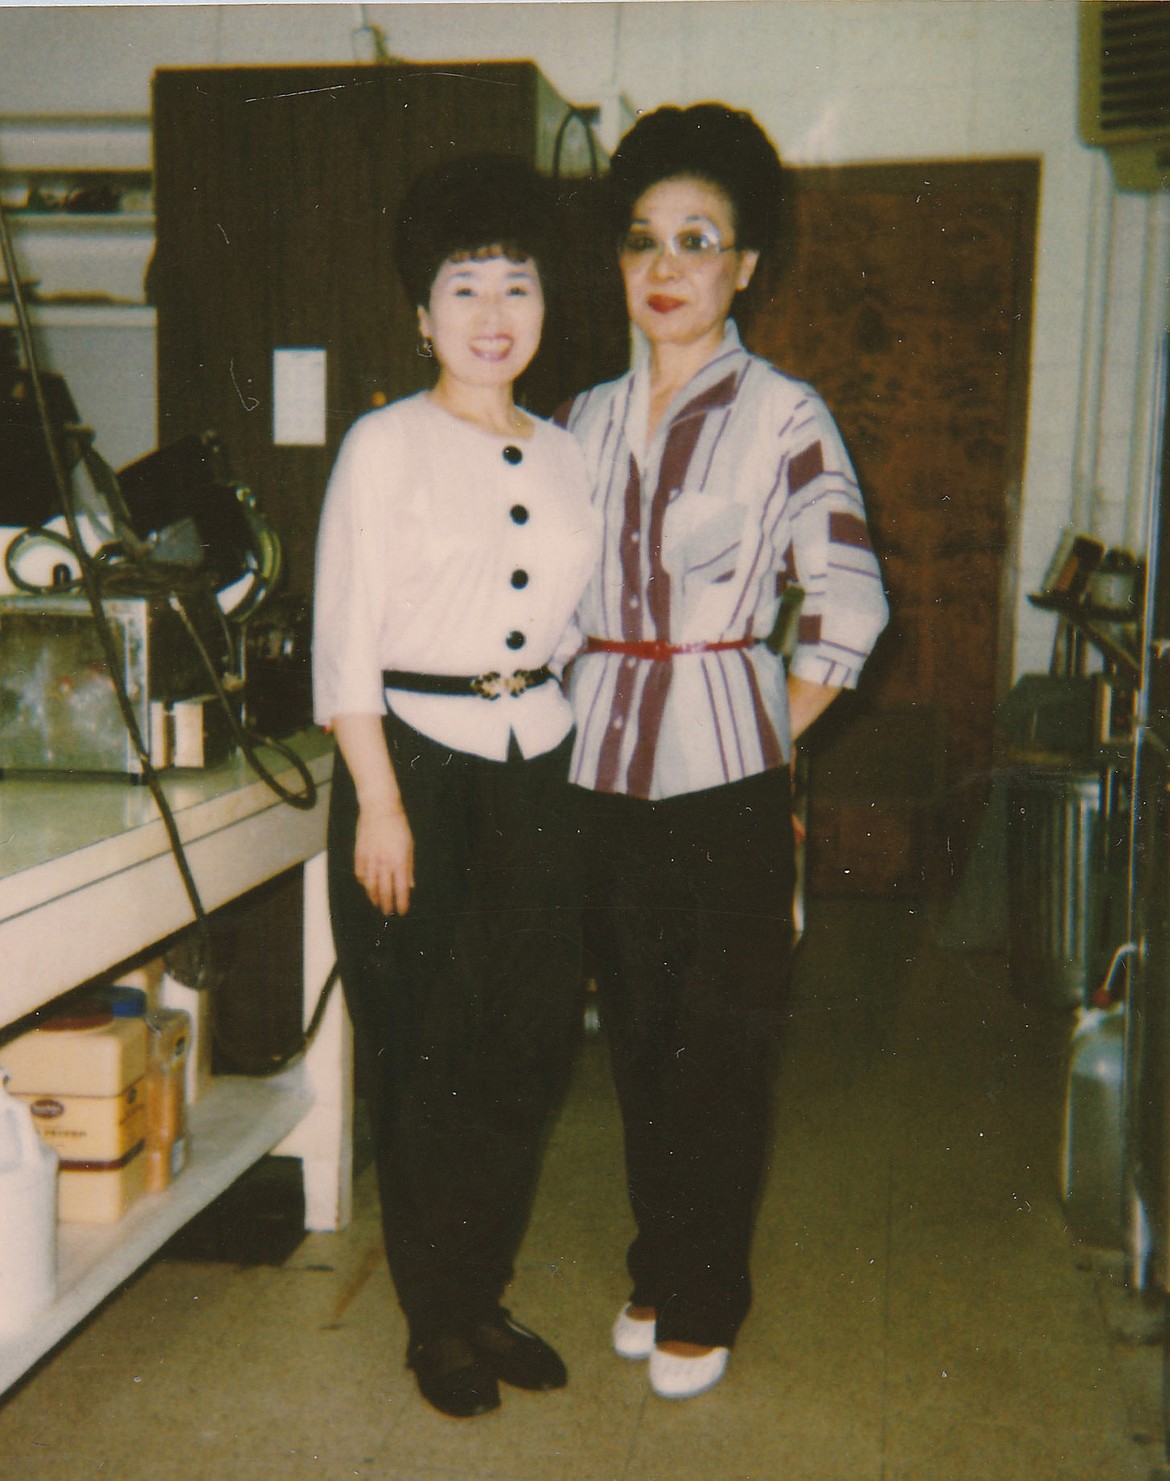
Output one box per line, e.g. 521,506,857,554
116,432,281,617
0,587,235,774
1007,766,1110,1011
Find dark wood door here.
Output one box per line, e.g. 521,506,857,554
151,64,625,600
746,160,1038,895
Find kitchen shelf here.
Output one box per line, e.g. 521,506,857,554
0,302,155,329
0,735,347,1401
0,113,152,173
4,212,154,233
0,113,154,316
0,1069,312,1397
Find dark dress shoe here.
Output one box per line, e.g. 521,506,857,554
468,1311,568,1391
407,1335,501,1418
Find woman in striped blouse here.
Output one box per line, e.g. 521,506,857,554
562,104,889,1400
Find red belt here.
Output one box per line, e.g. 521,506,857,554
584,636,757,661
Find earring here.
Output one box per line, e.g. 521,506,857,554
416,334,434,359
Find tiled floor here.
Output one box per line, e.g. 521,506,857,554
0,898,1165,1479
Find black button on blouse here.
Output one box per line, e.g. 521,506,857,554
511,569,529,589
503,445,523,465
506,630,526,650
510,504,529,524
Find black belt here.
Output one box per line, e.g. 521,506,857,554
382,666,555,701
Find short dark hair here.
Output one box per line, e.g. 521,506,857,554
394,153,557,310
607,104,787,265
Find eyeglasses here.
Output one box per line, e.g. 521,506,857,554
619,226,738,263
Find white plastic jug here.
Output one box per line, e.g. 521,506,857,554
0,1070,58,1336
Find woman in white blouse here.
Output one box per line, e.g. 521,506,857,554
313,154,599,1420
562,105,889,1400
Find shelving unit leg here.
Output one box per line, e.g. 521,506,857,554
275,849,353,1232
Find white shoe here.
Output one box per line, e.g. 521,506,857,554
611,1305,656,1360
649,1344,729,1399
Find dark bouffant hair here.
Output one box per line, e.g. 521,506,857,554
607,104,787,265
394,153,557,310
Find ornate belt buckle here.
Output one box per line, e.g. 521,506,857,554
503,670,531,696
471,671,504,700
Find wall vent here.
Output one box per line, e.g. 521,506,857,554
1079,1,1170,191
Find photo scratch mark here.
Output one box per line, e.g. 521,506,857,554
426,72,517,87
321,1242,384,1329
244,84,357,103
229,359,260,412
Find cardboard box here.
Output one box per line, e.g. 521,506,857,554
0,1010,149,1223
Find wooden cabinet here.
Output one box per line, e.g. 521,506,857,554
152,63,626,599
746,160,1039,894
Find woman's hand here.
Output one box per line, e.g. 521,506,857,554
355,801,415,916
787,674,843,745
331,713,415,916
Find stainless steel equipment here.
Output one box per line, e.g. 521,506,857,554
0,591,233,774
1007,766,1109,1011
1061,1002,1126,1247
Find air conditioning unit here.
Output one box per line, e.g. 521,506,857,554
1079,1,1170,191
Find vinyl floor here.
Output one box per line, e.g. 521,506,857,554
0,897,1163,1480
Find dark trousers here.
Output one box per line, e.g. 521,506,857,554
580,769,795,1349
328,715,582,1345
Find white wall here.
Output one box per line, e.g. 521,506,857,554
0,0,1151,678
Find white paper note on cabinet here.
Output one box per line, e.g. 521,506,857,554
273,348,326,446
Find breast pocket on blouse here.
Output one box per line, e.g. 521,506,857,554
662,490,748,585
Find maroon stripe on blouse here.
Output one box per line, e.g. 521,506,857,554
829,509,876,551
627,661,672,800
647,413,704,635
788,440,825,494
594,400,625,619
674,369,740,423
691,370,745,500
595,455,645,793
621,411,708,794
595,658,639,794
618,453,644,640
798,613,823,644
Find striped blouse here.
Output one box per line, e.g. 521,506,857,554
562,323,889,801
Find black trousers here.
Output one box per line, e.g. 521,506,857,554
580,769,795,1349
328,714,582,1345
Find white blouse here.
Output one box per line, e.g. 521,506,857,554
313,393,600,761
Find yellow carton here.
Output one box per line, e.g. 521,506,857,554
18,1080,145,1163
0,1009,148,1223
57,1146,147,1223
